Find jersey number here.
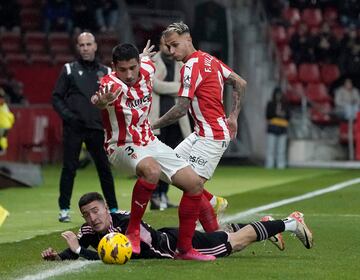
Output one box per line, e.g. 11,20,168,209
125,146,134,156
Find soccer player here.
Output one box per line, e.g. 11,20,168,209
41,192,313,261
152,22,247,226
90,42,217,261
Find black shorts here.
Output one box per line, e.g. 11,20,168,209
158,227,232,258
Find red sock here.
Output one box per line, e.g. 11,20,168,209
127,178,157,234
177,192,202,253
203,189,214,201
199,194,219,232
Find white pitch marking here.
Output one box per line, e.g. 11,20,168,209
19,261,98,280
222,177,360,223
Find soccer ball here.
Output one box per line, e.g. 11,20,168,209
97,232,132,264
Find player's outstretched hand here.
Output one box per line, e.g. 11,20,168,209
41,247,61,261
61,231,80,254
140,39,156,58
91,83,122,109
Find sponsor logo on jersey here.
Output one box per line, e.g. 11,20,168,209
189,155,208,166
126,95,151,108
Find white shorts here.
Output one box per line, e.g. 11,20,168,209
174,132,230,180
108,137,189,184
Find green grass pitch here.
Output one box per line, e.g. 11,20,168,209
0,165,359,280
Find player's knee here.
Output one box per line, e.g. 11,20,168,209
186,175,203,195
141,163,161,184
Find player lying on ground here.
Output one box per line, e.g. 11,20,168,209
41,192,313,261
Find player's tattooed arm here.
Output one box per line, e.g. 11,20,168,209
225,72,247,139
152,97,190,129
226,72,247,118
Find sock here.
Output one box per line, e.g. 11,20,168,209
177,192,202,253
203,189,214,201
250,220,285,241
282,217,297,232
126,178,157,234
199,194,219,232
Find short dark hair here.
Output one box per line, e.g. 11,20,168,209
78,192,105,208
112,43,139,63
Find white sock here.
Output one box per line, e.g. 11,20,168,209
209,196,217,206
283,218,297,232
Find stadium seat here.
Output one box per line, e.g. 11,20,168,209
282,7,301,26
323,7,338,24
286,26,297,41
24,32,48,54
54,53,75,65
29,53,53,65
282,62,298,83
277,44,292,64
20,9,41,31
320,64,340,86
299,63,320,83
332,25,345,41
4,53,29,67
18,0,34,8
0,32,23,54
301,8,323,28
97,34,119,64
270,25,287,46
285,82,304,105
339,122,354,144
305,83,332,103
310,102,333,125
48,32,73,55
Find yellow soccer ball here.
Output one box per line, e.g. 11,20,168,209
97,232,132,264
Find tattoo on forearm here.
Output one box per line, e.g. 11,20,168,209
227,73,246,117
153,98,190,129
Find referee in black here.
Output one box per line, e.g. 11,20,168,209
52,32,118,222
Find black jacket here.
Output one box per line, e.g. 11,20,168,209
52,58,111,130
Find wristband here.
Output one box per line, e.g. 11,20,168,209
75,246,81,255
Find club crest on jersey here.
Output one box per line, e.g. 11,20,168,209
78,70,83,76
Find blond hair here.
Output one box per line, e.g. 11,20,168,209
162,22,190,37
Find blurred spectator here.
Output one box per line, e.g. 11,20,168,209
262,0,288,23
339,45,360,87
289,22,316,65
0,1,20,33
338,0,360,27
193,1,228,62
71,0,97,33
0,88,15,154
313,22,339,63
334,78,360,121
265,87,290,169
1,72,27,105
340,25,360,51
95,0,119,33
43,0,73,34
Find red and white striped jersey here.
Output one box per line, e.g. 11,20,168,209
179,51,233,140
100,57,156,149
